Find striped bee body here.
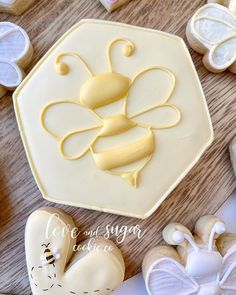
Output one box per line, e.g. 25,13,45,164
44,248,55,265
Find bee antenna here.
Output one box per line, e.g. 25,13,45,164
208,222,226,251
172,230,199,252
107,38,135,73
41,242,50,248
55,52,93,77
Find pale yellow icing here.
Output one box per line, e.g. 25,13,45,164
13,20,214,218
40,38,181,187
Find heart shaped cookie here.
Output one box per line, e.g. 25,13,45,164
25,208,125,295
143,215,236,294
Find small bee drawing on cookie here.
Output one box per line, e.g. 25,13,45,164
41,38,181,187
40,243,61,266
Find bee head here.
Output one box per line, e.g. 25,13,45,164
172,221,226,278
55,38,135,111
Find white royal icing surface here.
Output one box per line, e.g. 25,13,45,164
188,1,236,72
0,22,32,93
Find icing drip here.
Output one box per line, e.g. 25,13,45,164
41,38,181,187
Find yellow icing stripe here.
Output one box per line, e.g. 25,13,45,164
91,130,155,171
99,114,136,137
107,38,135,72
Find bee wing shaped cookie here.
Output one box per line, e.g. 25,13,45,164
0,59,23,88
187,3,236,73
0,22,33,95
25,208,125,295
126,67,181,130
145,257,199,295
41,100,102,160
218,245,236,292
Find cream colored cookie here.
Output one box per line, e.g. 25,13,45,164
99,0,131,12
25,207,125,295
0,0,35,15
13,20,213,219
143,215,236,294
0,22,33,98
208,0,236,13
187,0,236,73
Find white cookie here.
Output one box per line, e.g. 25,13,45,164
25,208,125,295
99,0,131,12
0,22,33,98
143,215,236,294
187,0,236,73
0,0,35,15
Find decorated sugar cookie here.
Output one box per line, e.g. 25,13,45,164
0,0,35,15
99,0,131,12
0,22,33,98
187,0,236,73
143,215,236,294
25,208,125,295
14,20,213,218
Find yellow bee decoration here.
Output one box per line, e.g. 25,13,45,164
41,38,181,187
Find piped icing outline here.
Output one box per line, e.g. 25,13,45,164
40,38,181,188
143,216,236,294
187,1,236,73
0,21,33,96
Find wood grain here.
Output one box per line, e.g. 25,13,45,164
0,0,235,293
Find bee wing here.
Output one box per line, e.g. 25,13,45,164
126,67,181,129
190,4,236,47
0,22,31,63
146,258,199,295
207,36,236,72
52,248,61,260
41,100,102,160
219,245,236,292
0,59,23,88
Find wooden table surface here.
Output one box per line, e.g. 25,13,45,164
0,0,236,294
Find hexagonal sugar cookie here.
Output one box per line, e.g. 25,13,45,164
14,20,213,219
